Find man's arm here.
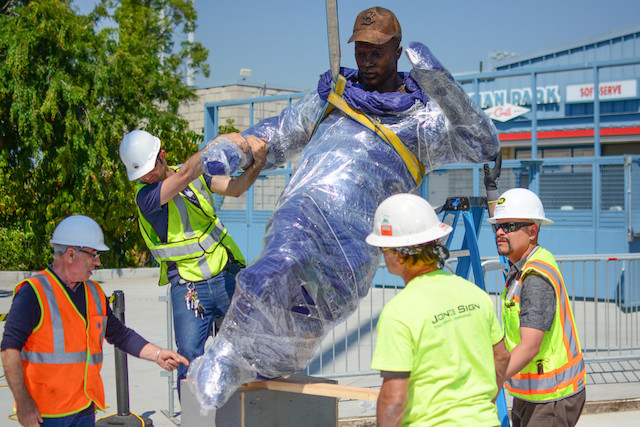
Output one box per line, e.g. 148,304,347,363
377,376,408,427
103,304,187,371
1,349,43,427
492,338,511,401
209,135,269,197
505,327,544,379
159,133,250,205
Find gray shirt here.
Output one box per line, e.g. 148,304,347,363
506,247,557,331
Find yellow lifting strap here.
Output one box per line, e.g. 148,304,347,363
322,75,425,185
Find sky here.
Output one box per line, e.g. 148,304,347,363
75,0,640,92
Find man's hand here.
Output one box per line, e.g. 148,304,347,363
156,348,189,371
246,135,268,169
2,349,43,427
220,133,268,168
139,344,189,371
16,394,43,427
220,132,250,153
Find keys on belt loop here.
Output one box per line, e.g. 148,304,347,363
184,282,205,318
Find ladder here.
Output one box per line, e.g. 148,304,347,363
438,196,510,427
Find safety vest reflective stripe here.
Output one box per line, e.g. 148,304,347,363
192,177,216,215
86,281,107,345
86,281,105,317
196,251,213,279
148,221,226,261
505,280,521,303
20,350,103,365
506,375,585,397
173,195,195,237
35,273,66,352
507,357,585,393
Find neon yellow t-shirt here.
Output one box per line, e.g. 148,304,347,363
371,269,504,426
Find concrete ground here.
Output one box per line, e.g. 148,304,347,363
1,269,640,426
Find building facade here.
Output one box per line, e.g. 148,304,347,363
459,25,640,160
178,82,301,138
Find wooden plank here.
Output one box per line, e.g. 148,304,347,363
239,380,380,402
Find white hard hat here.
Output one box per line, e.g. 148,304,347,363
366,194,453,247
119,130,161,181
49,215,110,251
486,188,554,225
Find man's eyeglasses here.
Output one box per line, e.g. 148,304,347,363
75,247,101,260
492,222,534,233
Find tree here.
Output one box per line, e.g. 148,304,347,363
0,0,208,269
219,118,240,135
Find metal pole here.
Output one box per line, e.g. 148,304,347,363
112,290,131,416
593,65,601,157
530,72,538,160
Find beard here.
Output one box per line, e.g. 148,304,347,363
497,239,512,257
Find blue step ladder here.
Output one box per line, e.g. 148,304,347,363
438,196,510,427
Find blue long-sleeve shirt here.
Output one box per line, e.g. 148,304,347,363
1,266,148,356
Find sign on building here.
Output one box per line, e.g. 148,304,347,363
565,79,637,103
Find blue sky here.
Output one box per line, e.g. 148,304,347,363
75,0,640,92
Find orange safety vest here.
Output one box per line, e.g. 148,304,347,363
501,248,585,402
16,268,107,417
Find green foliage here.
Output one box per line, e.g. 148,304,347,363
218,118,240,135
0,226,50,270
0,0,207,270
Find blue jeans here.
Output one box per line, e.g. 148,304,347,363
41,403,95,426
170,262,240,391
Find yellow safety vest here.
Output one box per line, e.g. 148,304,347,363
501,247,585,402
136,168,245,286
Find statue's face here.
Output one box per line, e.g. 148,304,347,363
354,40,401,93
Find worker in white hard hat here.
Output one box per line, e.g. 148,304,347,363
1,215,188,427
367,193,510,427
118,129,267,397
485,186,586,427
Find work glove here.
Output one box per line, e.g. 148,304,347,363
483,151,502,203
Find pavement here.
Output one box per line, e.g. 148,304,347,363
1,269,640,426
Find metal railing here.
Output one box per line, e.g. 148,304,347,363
305,253,640,379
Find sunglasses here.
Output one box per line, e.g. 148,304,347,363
75,247,101,260
492,222,534,233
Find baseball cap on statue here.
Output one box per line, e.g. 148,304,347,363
348,7,402,45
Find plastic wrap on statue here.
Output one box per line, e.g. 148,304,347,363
188,42,500,412
201,136,255,176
